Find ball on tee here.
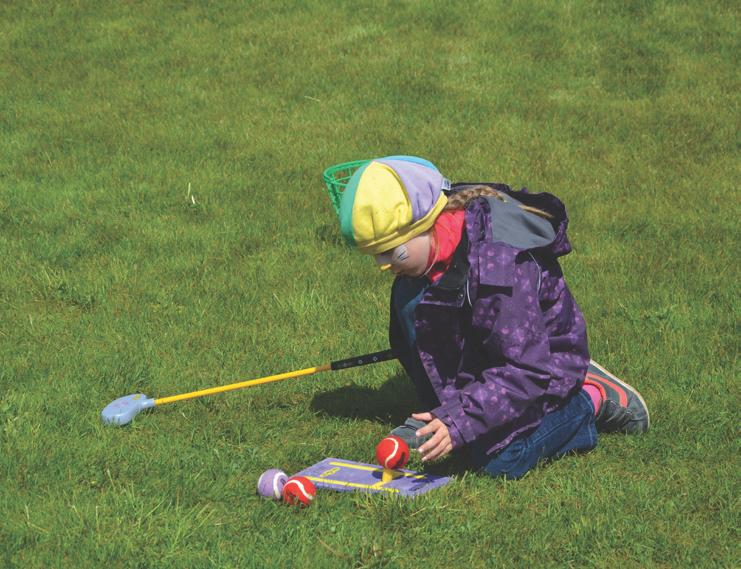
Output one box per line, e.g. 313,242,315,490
375,435,410,470
256,468,288,500
282,476,316,507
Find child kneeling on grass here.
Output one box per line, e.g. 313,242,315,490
338,156,649,479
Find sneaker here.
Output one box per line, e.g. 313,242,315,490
585,360,650,434
390,418,433,450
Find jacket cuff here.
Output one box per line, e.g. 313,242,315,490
431,398,473,450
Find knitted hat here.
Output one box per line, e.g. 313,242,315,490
339,156,449,255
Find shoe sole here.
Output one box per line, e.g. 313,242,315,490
589,359,651,431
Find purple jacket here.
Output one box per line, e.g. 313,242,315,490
389,184,590,456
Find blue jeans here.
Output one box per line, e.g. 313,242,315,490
391,276,598,480
391,277,439,409
470,390,597,479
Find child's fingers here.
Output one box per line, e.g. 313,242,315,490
421,436,452,462
430,439,452,461
415,417,442,437
411,412,433,422
414,416,452,461
419,429,452,461
418,428,445,456
422,445,449,463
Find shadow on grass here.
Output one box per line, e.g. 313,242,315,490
311,372,473,476
311,372,418,426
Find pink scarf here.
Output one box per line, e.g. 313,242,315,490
426,210,465,283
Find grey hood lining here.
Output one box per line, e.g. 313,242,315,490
485,196,556,250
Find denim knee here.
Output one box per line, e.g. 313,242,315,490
476,391,598,480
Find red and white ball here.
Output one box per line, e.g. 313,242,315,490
256,468,288,500
282,476,316,507
375,435,410,470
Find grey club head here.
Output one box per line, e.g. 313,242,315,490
101,394,155,426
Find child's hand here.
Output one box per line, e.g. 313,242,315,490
412,412,452,462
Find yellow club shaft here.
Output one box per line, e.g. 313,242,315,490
154,363,332,406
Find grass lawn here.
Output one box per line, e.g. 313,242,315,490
1,1,738,567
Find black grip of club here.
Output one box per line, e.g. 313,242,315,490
330,349,395,371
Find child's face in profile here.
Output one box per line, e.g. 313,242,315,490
374,232,433,278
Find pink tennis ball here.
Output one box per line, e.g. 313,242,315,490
256,469,288,500
282,476,316,508
375,435,410,470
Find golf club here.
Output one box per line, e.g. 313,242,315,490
101,349,394,426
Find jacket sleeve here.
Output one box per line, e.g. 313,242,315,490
430,253,556,449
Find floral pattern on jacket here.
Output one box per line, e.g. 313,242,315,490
389,184,590,457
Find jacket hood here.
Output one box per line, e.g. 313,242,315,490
453,183,573,257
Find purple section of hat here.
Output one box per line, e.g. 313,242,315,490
377,159,444,223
